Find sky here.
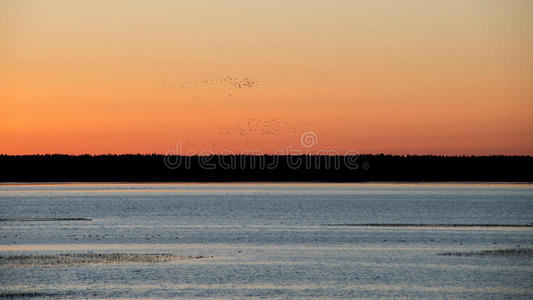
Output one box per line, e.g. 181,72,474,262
1,0,532,155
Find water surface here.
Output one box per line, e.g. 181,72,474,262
1,183,532,299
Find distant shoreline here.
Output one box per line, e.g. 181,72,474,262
1,154,532,182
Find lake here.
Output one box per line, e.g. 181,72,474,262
1,183,532,299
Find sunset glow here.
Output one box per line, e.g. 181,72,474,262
1,0,532,155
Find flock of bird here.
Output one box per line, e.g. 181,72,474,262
154,75,259,98
153,75,314,148
218,116,313,138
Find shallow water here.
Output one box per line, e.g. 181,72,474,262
0,183,532,299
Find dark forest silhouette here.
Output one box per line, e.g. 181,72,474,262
0,154,531,182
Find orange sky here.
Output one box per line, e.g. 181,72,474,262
1,0,532,155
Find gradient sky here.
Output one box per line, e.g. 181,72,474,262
1,0,532,155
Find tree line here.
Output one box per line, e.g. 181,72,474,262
0,154,531,182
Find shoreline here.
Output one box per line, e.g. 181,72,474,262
1,181,533,186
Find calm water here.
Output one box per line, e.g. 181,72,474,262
0,183,532,299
